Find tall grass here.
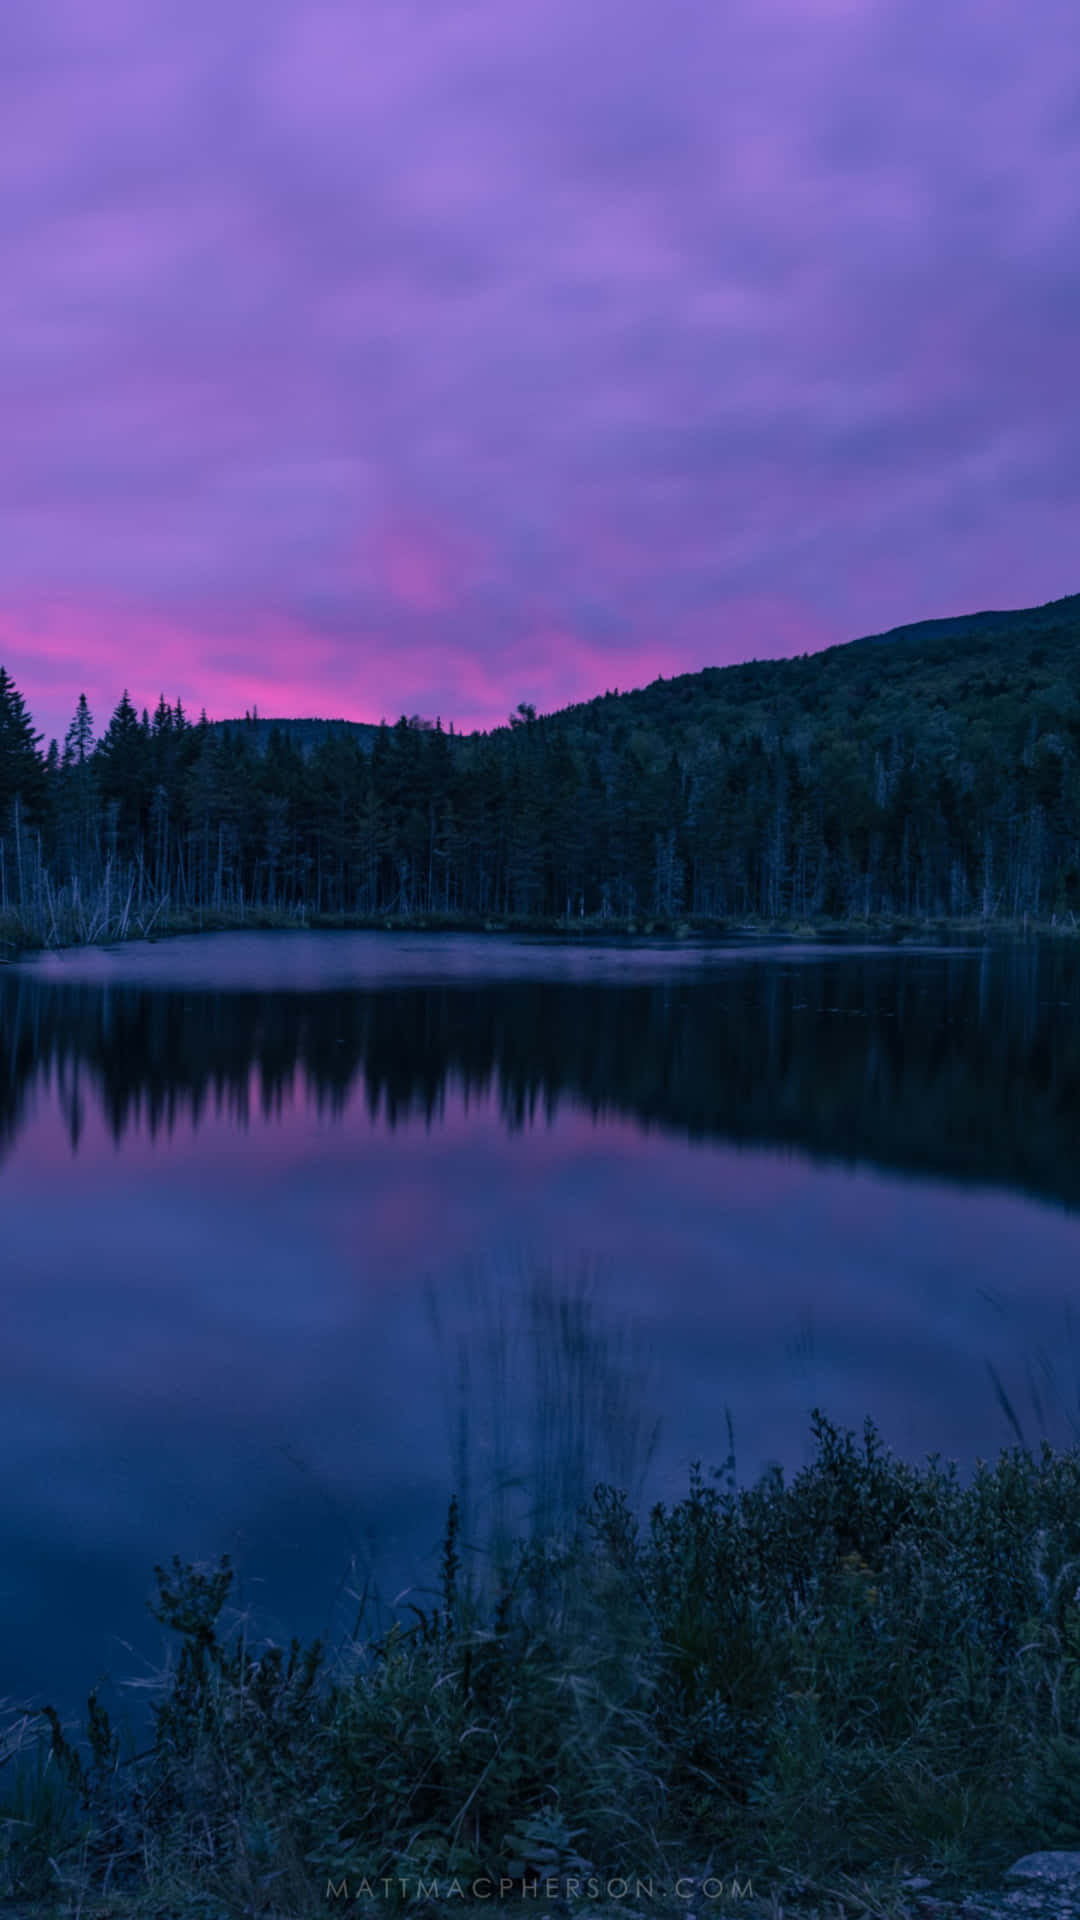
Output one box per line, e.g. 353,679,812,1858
8,1413,1080,1914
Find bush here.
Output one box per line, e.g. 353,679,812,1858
8,1415,1080,1913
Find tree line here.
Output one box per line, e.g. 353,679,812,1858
2,589,1080,937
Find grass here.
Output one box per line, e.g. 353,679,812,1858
7,1414,1080,1916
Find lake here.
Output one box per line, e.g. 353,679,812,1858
3,930,1080,1721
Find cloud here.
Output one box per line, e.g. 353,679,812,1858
1,0,1078,744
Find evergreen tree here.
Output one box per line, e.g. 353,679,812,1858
63,693,95,767
0,666,47,833
7,589,1080,939
96,691,149,861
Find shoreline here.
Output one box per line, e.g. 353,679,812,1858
3,904,1077,962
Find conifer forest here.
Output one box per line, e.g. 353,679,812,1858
3,591,1080,941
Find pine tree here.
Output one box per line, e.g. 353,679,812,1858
0,665,47,832
96,691,149,861
63,693,95,767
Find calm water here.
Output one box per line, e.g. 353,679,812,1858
4,931,1080,1717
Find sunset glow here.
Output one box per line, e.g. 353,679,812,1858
3,0,1077,746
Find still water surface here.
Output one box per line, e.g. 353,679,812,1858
3,931,1080,1715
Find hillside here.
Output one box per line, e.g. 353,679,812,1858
851,590,1080,647
3,587,1080,938
525,589,1080,773
215,591,1080,760
207,715,381,757
207,591,1080,788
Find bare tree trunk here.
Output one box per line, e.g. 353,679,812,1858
14,795,24,907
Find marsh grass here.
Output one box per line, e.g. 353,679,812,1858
8,1413,1080,1915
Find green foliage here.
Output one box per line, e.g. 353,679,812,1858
0,1716,89,1904
11,1417,1080,1911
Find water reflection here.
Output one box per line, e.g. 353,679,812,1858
426,1253,659,1584
3,933,1080,1715
3,936,1080,1207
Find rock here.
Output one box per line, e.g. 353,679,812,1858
1005,1852,1080,1885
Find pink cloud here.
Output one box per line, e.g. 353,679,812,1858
0,0,1077,737
356,515,492,616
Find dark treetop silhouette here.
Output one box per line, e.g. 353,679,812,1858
2,589,1080,932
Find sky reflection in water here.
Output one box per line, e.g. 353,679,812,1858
3,933,1080,1714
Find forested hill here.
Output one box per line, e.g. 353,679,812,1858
219,588,1080,763
851,590,1080,648
207,715,381,758
533,588,1080,764
1,588,1079,935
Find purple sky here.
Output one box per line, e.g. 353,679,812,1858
2,0,1078,747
